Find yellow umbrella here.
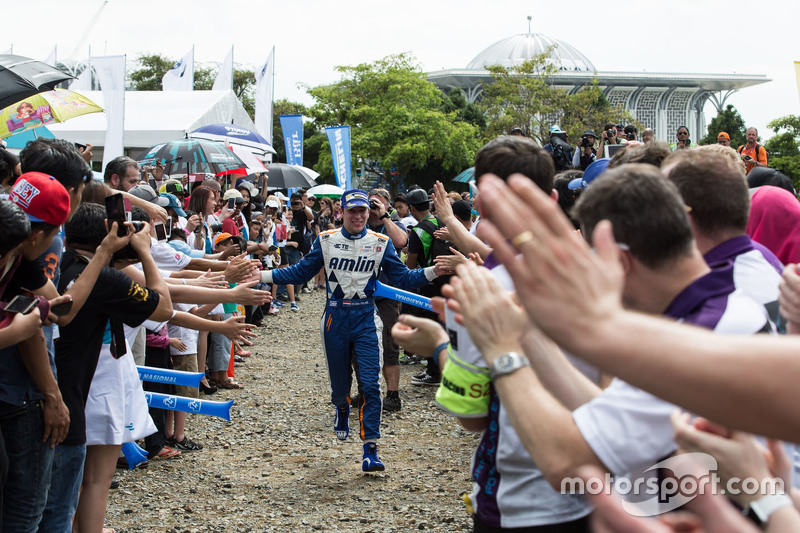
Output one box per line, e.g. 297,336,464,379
0,89,102,139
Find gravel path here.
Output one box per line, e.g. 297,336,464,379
107,289,480,532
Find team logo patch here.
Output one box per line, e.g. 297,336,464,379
9,178,40,208
361,245,372,253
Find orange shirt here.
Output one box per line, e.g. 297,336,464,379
738,144,768,175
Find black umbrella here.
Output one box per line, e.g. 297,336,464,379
0,55,74,110
264,163,318,189
136,139,246,177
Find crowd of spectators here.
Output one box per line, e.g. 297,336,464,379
2,118,800,531
387,127,800,532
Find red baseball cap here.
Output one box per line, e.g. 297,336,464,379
9,172,71,226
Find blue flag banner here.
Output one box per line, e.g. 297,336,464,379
326,125,352,190
279,114,304,166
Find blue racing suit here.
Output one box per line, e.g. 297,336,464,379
262,226,436,440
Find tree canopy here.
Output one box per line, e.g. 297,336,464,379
700,104,747,147
306,54,482,195
765,114,800,186
479,49,632,145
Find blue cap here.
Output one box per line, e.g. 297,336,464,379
159,192,187,217
341,189,369,210
568,158,611,190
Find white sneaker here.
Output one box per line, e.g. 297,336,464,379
268,304,280,315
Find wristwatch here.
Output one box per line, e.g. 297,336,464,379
744,492,793,526
490,352,530,380
380,213,390,220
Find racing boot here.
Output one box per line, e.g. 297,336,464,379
334,404,349,441
362,442,385,472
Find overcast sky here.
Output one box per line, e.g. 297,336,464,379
6,0,798,140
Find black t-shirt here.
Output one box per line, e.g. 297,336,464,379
291,208,309,238
3,255,49,300
292,208,313,253
55,250,160,445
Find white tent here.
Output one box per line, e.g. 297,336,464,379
47,90,256,159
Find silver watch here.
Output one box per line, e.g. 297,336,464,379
745,492,793,526
490,352,530,380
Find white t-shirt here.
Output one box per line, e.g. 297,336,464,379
446,262,593,528
149,239,192,271
573,281,771,476
167,303,199,355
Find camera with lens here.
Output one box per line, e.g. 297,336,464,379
369,199,381,210
209,223,224,233
580,136,592,148
606,129,616,138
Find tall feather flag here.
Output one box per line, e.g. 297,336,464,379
162,47,194,91
254,47,274,144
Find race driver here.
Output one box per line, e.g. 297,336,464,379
260,189,443,471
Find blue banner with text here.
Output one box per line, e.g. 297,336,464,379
279,114,304,166
326,125,352,190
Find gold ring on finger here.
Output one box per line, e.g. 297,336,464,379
511,230,535,248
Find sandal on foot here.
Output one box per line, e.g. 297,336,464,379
153,446,181,459
217,380,244,389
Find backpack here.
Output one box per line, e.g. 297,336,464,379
737,143,768,164
415,216,455,269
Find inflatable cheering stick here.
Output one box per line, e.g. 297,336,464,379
144,391,234,421
137,365,205,387
121,441,149,470
373,281,433,311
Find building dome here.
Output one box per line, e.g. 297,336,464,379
466,33,596,72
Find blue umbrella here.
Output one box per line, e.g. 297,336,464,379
189,123,277,156
136,138,246,177
5,125,55,149
452,167,475,183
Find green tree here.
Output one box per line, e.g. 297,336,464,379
699,104,747,147
129,54,174,90
232,69,256,119
480,50,631,145
558,81,636,145
441,88,486,130
193,66,215,90
307,54,482,196
480,51,561,143
765,115,800,186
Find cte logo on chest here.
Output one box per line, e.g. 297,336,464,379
329,256,376,272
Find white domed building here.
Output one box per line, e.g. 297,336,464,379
427,25,769,142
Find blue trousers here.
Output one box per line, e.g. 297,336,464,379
38,443,86,533
320,302,383,440
0,400,54,533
